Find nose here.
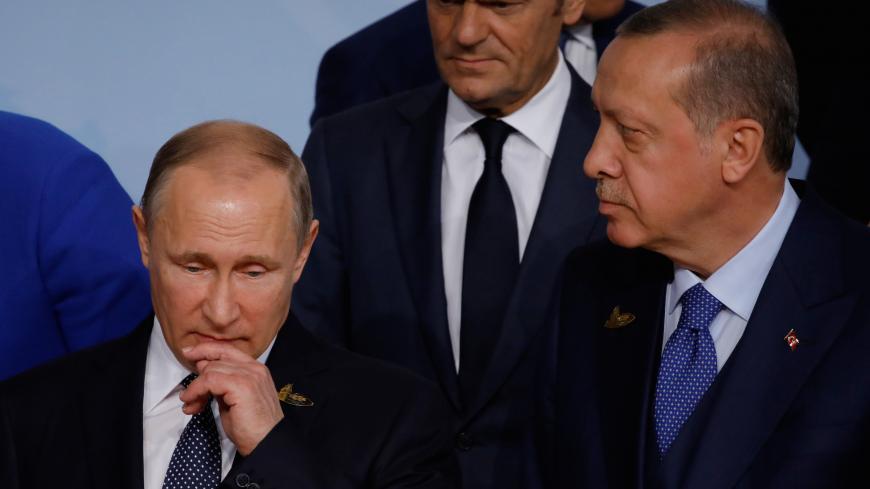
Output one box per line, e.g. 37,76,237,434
202,275,240,329
583,126,623,180
453,3,489,48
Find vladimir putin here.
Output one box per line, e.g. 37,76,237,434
0,120,458,489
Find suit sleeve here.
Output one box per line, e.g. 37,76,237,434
222,380,459,489
38,147,151,350
366,380,460,489
293,121,352,346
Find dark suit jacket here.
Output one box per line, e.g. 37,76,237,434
309,0,645,126
0,313,459,489
553,184,870,489
294,64,603,489
0,110,151,380
769,0,869,223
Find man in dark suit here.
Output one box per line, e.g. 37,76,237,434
0,121,458,489
295,1,603,488
552,1,870,488
309,0,644,126
0,110,151,379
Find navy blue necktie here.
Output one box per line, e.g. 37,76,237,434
459,118,518,404
654,283,723,457
162,373,222,489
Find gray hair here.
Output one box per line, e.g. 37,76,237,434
619,0,799,171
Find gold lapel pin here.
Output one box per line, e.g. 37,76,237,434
278,384,314,407
784,329,800,351
604,306,636,329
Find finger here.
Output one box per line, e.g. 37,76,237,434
182,341,254,364
181,369,233,404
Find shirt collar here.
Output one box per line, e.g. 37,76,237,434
444,51,572,159
566,22,595,50
668,180,801,320
142,317,277,415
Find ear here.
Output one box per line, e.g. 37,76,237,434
561,0,586,26
291,220,320,284
718,118,765,184
132,205,152,268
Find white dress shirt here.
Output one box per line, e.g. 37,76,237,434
441,53,572,370
142,318,275,489
563,22,598,86
662,181,800,371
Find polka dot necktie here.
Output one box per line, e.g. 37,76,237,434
654,283,723,457
162,373,222,489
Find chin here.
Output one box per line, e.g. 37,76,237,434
606,222,647,250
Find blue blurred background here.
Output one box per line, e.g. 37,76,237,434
1,0,798,202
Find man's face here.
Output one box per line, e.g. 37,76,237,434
133,156,316,369
584,33,725,253
428,0,584,116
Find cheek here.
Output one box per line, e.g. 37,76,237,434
152,267,205,316
237,278,293,321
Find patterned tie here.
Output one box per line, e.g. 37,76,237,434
654,283,723,457
162,373,222,489
459,118,518,404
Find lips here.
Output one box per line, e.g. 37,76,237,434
193,332,234,343
450,56,497,71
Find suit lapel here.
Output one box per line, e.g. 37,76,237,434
384,84,462,410
591,250,670,489
78,316,151,489
668,193,859,489
466,67,602,416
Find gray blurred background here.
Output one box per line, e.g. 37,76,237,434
2,0,798,202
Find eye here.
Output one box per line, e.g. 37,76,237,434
482,0,518,10
617,122,640,136
245,271,265,278
184,265,203,274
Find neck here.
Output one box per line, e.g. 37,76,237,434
663,178,786,279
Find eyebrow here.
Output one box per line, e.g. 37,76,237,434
173,252,281,269
239,255,282,269
175,251,214,265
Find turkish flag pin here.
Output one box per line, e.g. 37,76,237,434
784,329,800,351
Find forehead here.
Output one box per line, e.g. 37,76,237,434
593,33,697,114
155,157,294,241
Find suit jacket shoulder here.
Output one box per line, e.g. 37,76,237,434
309,0,440,125
0,320,150,488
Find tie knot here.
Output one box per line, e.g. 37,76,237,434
678,283,723,332
180,373,198,389
473,118,515,164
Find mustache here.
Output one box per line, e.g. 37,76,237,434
595,180,627,206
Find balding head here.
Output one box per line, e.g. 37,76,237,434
140,120,313,250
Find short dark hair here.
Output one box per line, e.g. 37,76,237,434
140,120,313,250
618,0,798,172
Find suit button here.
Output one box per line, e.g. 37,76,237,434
248,484,260,489
455,432,473,451
235,473,251,487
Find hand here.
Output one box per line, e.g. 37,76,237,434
180,342,284,456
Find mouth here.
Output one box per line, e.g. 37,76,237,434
192,332,236,343
595,182,624,205
450,56,496,70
